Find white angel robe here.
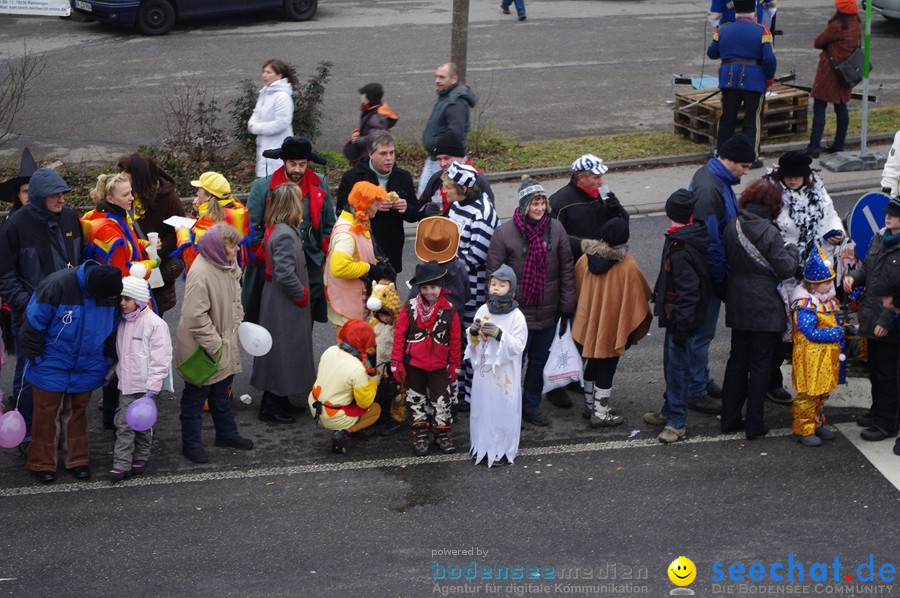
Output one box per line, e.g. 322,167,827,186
465,304,528,467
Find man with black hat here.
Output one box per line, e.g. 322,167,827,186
707,0,777,169
418,130,494,214
243,136,335,325
343,82,399,165
0,167,83,452
336,130,424,274
19,262,122,483
685,132,755,414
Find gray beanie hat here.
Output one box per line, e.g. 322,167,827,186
517,176,548,217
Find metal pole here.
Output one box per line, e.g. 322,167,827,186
861,0,872,157
451,0,469,82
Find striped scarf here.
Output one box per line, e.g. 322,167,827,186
513,209,549,306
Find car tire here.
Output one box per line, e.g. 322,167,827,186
136,0,176,35
283,0,317,21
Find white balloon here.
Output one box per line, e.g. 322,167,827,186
238,321,273,356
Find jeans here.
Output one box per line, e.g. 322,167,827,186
721,329,780,437
417,156,442,198
662,331,693,430
522,325,555,415
501,0,526,14
180,375,238,448
808,99,849,153
687,290,721,397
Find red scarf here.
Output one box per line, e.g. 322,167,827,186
666,216,693,235
269,166,323,231
576,184,600,199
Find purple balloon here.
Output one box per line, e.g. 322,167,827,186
126,397,158,432
0,409,27,448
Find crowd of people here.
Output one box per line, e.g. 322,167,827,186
3,13,900,483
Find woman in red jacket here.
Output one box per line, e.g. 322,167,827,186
805,0,861,158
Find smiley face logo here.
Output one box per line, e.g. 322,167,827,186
668,556,696,586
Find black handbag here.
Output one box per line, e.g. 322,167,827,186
825,45,865,88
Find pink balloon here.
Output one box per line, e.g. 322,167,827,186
126,397,158,432
0,409,27,449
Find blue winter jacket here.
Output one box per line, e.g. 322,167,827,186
689,158,740,285
20,261,119,393
708,18,777,94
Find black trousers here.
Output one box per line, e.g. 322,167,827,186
721,329,780,436
866,338,900,434
717,88,764,156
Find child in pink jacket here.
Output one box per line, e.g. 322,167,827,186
109,275,173,481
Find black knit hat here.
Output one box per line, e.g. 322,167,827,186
262,136,326,165
778,151,813,179
883,196,900,216
431,130,466,158
358,82,383,105
718,134,756,163
87,264,124,299
665,189,695,224
600,217,630,246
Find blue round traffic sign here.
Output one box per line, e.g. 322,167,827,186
847,192,891,261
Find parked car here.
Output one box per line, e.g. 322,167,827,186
871,0,900,20
70,0,317,35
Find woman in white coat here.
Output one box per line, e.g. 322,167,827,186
248,59,296,178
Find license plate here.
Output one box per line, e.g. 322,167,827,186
75,0,92,11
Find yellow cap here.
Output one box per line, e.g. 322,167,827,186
190,171,231,199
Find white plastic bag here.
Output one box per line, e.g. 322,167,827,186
542,321,583,392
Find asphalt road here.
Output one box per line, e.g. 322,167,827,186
1,0,899,166
2,189,899,597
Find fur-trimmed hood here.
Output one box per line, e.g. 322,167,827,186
581,239,626,275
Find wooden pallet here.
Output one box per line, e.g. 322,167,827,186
673,83,808,144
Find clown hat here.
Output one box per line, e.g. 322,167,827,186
803,244,835,283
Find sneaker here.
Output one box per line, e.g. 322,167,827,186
518,13,526,20
500,3,510,14
643,411,668,426
182,446,209,463
545,388,572,409
331,430,349,454
107,468,131,482
766,387,793,404
214,435,254,450
792,433,822,447
131,460,148,475
590,411,624,428
658,425,686,443
523,410,550,426
814,426,836,441
687,394,722,415
706,380,723,399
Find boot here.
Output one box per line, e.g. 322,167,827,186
412,422,430,457
590,389,624,428
434,426,456,454
582,381,594,419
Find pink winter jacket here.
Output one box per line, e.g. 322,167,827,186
116,307,174,395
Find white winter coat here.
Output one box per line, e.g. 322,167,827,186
116,307,174,395
248,78,294,178
881,130,900,198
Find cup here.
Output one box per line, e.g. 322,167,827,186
599,185,610,200
146,232,159,258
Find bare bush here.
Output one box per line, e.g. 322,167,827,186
0,43,46,144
